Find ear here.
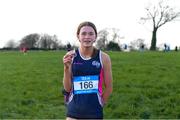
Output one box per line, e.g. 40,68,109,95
77,34,79,39
77,35,80,42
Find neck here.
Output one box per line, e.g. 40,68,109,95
79,46,94,58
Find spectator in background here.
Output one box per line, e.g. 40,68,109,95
20,47,28,54
67,43,72,51
175,46,178,52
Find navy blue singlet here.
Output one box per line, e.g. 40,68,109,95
66,49,104,119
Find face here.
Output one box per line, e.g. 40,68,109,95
78,26,96,48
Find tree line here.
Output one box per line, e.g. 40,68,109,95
3,33,62,50
2,29,123,51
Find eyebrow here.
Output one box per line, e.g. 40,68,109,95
81,31,95,34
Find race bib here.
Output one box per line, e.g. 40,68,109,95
73,75,99,94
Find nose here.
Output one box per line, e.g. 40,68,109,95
83,35,91,40
84,35,90,38
84,33,91,37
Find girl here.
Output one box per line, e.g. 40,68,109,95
63,21,113,119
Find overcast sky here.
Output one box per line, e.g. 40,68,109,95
0,0,180,49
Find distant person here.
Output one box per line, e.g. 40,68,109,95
164,43,170,52
124,44,127,49
175,46,178,52
62,21,113,119
164,43,167,52
67,43,72,51
141,44,144,49
167,45,170,51
140,44,145,52
21,47,27,54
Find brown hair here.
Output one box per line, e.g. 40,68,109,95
76,21,97,37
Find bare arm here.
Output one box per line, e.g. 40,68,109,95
63,51,75,92
102,52,113,104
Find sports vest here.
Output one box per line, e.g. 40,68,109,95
66,49,104,119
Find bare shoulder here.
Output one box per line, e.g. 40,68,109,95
101,51,111,64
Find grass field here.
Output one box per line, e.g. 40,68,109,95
0,51,180,119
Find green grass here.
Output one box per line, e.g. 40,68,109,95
0,51,180,119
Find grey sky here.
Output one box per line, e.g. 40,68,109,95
0,0,180,48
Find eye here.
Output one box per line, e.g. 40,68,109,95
88,32,94,36
81,32,87,36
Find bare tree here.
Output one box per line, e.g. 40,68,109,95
129,38,147,50
111,28,122,44
38,34,52,49
20,33,40,49
141,0,180,50
96,28,123,50
5,39,17,49
37,34,60,50
51,35,60,50
96,29,109,50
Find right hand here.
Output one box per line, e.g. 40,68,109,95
63,51,75,69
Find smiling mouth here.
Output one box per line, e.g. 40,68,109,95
84,41,91,43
